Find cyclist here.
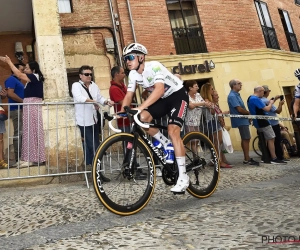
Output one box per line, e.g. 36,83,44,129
121,43,189,193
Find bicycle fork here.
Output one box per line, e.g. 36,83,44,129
122,132,139,179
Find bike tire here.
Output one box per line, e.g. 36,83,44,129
92,133,156,216
183,131,220,198
252,135,262,157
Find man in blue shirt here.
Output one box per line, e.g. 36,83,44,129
247,86,286,164
227,79,259,166
5,63,25,163
261,85,286,162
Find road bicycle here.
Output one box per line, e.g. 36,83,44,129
252,135,297,157
92,106,220,216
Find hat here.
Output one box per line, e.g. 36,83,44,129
262,85,270,92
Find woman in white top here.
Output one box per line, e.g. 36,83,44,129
184,80,209,133
183,80,210,159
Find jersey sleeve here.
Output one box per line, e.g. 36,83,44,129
295,85,300,98
126,72,137,93
152,62,165,84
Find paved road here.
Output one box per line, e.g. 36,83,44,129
0,152,300,250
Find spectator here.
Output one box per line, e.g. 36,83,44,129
227,79,259,166
0,86,8,168
184,80,207,133
5,63,25,164
0,56,46,168
279,122,297,150
109,66,131,132
293,69,300,122
200,83,231,168
247,86,286,164
261,85,287,162
212,90,233,167
72,65,114,182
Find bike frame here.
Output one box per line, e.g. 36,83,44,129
125,120,176,176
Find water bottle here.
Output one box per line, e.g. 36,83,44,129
153,139,168,160
152,138,162,149
165,143,174,164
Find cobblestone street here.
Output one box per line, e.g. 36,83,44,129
0,152,300,250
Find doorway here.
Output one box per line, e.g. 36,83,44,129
283,86,295,116
187,77,214,93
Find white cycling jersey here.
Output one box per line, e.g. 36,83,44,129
295,84,300,98
127,61,183,98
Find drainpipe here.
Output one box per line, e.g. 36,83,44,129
107,0,123,67
126,0,137,42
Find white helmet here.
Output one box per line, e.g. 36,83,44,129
123,43,148,56
295,68,300,77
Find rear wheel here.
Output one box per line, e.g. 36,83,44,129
92,133,156,216
252,135,262,157
183,132,220,198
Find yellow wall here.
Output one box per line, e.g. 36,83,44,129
149,49,300,151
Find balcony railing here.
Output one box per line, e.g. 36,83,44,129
286,32,300,52
261,26,280,50
172,27,207,54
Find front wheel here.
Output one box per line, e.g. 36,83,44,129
183,132,220,198
92,133,156,216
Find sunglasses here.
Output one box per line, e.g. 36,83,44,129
82,73,93,77
123,54,136,62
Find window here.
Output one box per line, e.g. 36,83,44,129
166,0,207,54
279,9,299,52
255,1,280,50
58,0,72,13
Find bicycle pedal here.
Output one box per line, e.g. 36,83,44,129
172,191,185,195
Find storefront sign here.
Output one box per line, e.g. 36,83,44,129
171,60,215,75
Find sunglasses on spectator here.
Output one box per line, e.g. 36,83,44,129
123,54,136,62
82,73,93,77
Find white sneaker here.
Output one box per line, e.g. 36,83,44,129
19,161,34,168
12,160,26,168
170,174,190,192
156,167,162,177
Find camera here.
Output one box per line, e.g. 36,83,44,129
280,95,284,101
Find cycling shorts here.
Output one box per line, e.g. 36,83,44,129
146,87,189,128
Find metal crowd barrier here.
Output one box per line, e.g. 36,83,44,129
0,102,298,187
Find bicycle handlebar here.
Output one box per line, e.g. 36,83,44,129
104,112,122,133
133,109,150,129
122,106,150,129
103,106,150,133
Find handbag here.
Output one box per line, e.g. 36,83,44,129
221,128,234,153
80,84,105,129
0,106,8,121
